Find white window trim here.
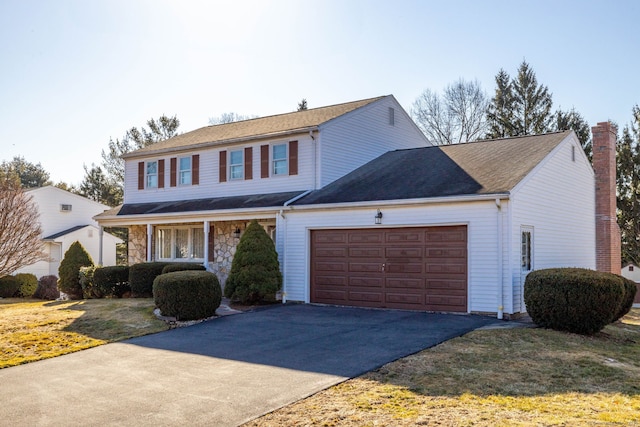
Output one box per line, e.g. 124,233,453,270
146,161,158,189
272,143,288,176
179,156,192,186
156,226,204,261
229,149,244,180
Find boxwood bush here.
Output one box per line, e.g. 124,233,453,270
94,265,131,298
224,219,282,304
153,270,221,321
161,263,206,274
524,268,625,335
129,262,172,297
612,277,637,322
14,273,38,298
0,276,20,298
34,275,60,300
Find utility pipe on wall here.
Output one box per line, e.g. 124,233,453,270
496,198,504,320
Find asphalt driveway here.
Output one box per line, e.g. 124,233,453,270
0,304,497,426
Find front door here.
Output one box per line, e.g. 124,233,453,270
520,226,533,311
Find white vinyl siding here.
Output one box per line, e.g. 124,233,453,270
281,200,500,313
509,136,595,313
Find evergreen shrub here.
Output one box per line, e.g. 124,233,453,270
129,262,171,297
161,263,206,274
94,265,131,298
79,266,98,298
612,277,638,322
14,273,38,298
34,275,60,300
0,276,20,298
224,219,282,304
153,270,221,321
524,268,625,335
58,241,94,300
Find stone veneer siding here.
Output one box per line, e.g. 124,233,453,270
128,225,147,265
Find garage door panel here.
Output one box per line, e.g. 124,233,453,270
349,247,384,258
350,276,384,287
385,247,423,258
310,226,467,312
386,277,423,289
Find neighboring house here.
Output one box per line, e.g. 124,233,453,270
95,96,618,318
14,186,122,279
620,264,640,306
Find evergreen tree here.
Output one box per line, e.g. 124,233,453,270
0,156,51,188
617,107,640,265
297,98,308,111
79,164,122,206
58,241,94,300
224,220,282,304
554,108,592,161
486,61,553,138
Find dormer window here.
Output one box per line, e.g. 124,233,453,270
60,204,72,212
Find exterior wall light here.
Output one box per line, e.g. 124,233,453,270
374,209,383,225
233,227,241,239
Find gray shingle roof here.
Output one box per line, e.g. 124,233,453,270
294,131,571,205
43,225,90,240
123,96,387,158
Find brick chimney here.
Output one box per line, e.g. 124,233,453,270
592,121,621,274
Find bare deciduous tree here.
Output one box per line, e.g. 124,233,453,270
412,79,489,145
208,112,258,125
0,173,45,276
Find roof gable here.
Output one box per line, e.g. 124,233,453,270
295,131,572,205
124,96,387,159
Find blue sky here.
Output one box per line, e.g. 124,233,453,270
1,0,638,185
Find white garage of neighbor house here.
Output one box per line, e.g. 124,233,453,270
14,186,122,279
95,96,619,318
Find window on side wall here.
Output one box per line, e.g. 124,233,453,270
272,144,287,176
229,150,243,180
179,157,192,185
146,161,158,188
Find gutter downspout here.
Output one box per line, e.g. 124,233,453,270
98,227,104,266
496,198,504,320
278,189,314,304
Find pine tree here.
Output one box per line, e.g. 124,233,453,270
554,108,592,161
485,69,515,138
58,241,94,299
224,220,282,304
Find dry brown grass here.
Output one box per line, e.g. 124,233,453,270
246,308,640,426
0,298,168,368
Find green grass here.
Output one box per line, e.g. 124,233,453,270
0,298,168,368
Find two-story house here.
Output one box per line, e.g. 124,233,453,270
96,96,617,319
15,186,122,278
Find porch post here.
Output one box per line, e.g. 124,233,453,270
98,227,104,266
146,224,153,262
203,221,210,269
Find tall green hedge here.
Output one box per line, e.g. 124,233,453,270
224,219,282,304
94,265,131,298
153,271,221,321
129,262,171,297
524,268,626,335
58,241,94,300
0,276,20,298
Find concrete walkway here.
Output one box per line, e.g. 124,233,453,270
0,304,498,426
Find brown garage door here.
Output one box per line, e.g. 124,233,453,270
310,225,467,312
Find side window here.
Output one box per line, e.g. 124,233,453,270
272,144,287,175
521,230,532,271
179,157,192,185
146,161,158,188
229,150,244,180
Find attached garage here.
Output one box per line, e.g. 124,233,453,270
310,225,468,312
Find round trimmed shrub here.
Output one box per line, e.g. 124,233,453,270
94,265,131,298
161,263,206,274
129,262,171,297
612,277,637,322
34,275,60,300
524,268,625,335
58,241,94,300
224,219,282,304
153,270,221,321
0,276,20,298
14,273,38,298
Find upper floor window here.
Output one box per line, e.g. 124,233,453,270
179,157,192,185
272,144,287,175
146,161,158,188
229,150,244,180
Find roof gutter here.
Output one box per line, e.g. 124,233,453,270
122,126,320,160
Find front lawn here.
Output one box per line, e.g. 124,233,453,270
0,298,168,368
247,309,640,426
